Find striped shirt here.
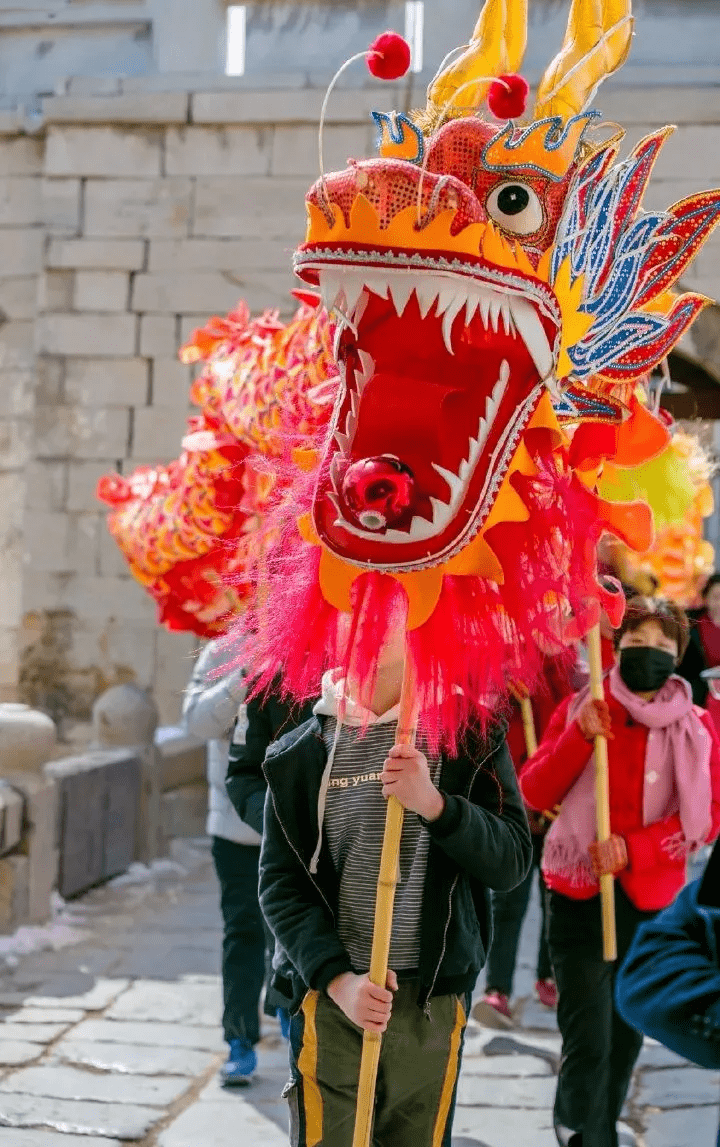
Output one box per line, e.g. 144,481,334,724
322,717,442,973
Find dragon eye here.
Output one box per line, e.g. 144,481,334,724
487,181,543,236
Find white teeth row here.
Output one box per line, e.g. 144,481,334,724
331,361,510,544
319,269,554,380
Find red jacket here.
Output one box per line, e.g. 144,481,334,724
520,687,720,911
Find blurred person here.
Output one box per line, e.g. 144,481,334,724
474,650,580,1028
679,573,720,734
521,597,720,1147
615,836,720,1147
259,635,532,1147
182,639,264,1087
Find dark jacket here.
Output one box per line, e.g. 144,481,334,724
616,838,720,1087
678,610,709,707
259,715,532,1013
226,690,315,835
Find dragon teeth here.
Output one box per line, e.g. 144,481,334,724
441,295,466,355
388,278,414,316
508,295,553,379
432,464,463,501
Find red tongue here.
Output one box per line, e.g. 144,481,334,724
350,373,461,462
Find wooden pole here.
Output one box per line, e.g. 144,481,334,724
519,695,537,757
586,623,617,962
352,658,418,1147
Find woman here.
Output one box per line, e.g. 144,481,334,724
521,597,720,1147
679,572,720,735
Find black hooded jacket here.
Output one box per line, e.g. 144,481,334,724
258,715,532,1012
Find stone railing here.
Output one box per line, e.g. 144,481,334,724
0,685,206,932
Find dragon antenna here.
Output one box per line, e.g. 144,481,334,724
535,0,634,121
318,32,411,201
426,0,527,121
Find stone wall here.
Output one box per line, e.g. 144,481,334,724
0,82,719,724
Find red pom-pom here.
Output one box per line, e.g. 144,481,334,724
487,73,529,120
367,32,411,81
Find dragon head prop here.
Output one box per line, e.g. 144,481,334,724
238,0,720,743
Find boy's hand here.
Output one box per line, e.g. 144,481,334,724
381,744,445,821
326,970,398,1032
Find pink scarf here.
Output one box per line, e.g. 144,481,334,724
543,666,713,886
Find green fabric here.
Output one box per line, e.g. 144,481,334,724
292,982,466,1147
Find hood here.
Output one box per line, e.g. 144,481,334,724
313,668,401,726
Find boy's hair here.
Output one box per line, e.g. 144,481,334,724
702,572,720,599
614,595,689,659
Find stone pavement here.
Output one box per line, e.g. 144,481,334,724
0,839,717,1147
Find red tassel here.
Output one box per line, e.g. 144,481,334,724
367,32,411,81
487,73,529,120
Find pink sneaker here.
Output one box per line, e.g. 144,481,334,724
536,978,558,1009
471,990,513,1029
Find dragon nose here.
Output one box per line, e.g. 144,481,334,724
341,455,415,531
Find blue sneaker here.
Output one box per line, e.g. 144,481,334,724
277,1007,291,1041
220,1038,257,1087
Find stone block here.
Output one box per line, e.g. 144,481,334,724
159,783,207,843
272,123,372,177
65,357,149,409
7,771,58,923
0,1042,43,1067
66,461,116,513
131,272,243,315
34,406,131,460
42,92,190,125
158,1098,287,1147
45,126,163,178
0,784,23,854
140,314,177,357
25,978,130,1011
62,575,157,624
0,1065,191,1108
56,1039,215,1077
0,369,33,416
0,177,42,227
46,238,146,271
0,854,29,932
0,276,36,322
148,237,292,273
106,978,220,1026
84,178,193,239
642,1106,720,1147
192,176,307,239
0,552,22,631
156,731,206,791
75,271,130,313
132,405,191,458
636,1066,720,1108
0,137,43,176
66,513,102,575
37,270,74,313
603,86,720,126
25,462,67,512
0,321,35,370
0,1093,162,1139
42,178,82,235
191,87,397,126
9,1008,85,1024
23,511,72,574
0,1023,68,1044
153,629,198,726
36,356,65,404
165,125,273,176
152,358,192,406
98,526,133,579
0,419,32,469
0,228,43,275
35,313,138,357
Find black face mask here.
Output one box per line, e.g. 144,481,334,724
619,646,676,693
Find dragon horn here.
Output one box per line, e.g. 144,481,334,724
427,0,527,117
535,0,634,122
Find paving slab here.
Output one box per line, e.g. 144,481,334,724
105,979,220,1025
637,1040,692,1070
642,1105,719,1146
636,1067,720,1108
54,1038,217,1077
452,1105,557,1147
0,1042,44,1067
158,1096,289,1147
456,1074,556,1108
65,1018,224,1051
0,1023,70,1044
465,1055,552,1077
24,979,129,1012
1,1132,122,1147
0,1064,191,1107
0,1093,161,1139
5,1009,85,1025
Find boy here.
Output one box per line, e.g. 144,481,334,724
259,636,532,1146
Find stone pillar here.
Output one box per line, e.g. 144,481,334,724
92,683,161,862
0,702,57,770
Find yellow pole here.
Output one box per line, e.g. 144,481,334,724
520,695,537,756
586,623,617,962
352,658,418,1147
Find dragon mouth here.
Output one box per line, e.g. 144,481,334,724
305,254,560,571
